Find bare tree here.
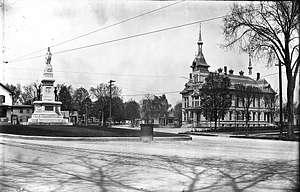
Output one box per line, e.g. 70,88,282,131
222,1,299,140
200,72,232,131
90,83,122,126
234,84,262,134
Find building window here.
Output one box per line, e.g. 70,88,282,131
253,112,255,121
258,96,260,108
27,109,30,113
229,111,232,120
253,97,255,107
237,111,242,120
20,109,23,113
0,95,5,104
195,96,199,107
236,95,239,107
184,97,189,108
0,108,6,117
194,74,198,82
192,97,195,107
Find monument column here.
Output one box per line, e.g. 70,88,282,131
28,47,72,125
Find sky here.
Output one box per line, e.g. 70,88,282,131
1,0,298,107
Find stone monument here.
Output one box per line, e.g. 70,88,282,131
28,47,72,125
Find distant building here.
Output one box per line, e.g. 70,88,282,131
180,24,276,128
12,105,34,124
0,83,13,124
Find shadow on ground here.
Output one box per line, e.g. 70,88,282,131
1,142,298,192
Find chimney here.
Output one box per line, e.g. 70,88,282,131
189,73,192,79
218,68,223,73
229,69,234,75
256,72,260,81
224,66,227,75
239,70,244,76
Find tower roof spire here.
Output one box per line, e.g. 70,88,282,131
197,22,203,45
191,22,210,70
248,51,253,75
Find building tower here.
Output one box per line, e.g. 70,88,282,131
190,23,210,83
248,50,253,76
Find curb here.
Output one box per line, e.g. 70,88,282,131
182,132,219,137
0,133,192,142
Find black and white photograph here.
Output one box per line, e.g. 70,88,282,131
0,0,299,191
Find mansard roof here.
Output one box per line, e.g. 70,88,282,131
180,73,276,95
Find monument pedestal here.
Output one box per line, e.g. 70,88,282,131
28,101,72,125
28,49,72,125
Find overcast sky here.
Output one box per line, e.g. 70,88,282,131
1,0,298,107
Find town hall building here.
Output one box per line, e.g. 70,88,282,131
180,24,276,128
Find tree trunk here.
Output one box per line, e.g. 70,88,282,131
99,112,101,126
214,120,217,132
286,81,295,140
101,108,104,126
245,111,249,135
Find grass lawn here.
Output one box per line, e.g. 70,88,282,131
0,125,184,137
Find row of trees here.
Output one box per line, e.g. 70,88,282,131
5,82,179,126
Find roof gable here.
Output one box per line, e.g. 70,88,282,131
0,83,14,95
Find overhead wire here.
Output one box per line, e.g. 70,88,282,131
6,66,183,78
9,14,227,63
8,0,185,62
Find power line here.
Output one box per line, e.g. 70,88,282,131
9,14,228,63
8,0,184,62
122,91,181,97
6,67,183,78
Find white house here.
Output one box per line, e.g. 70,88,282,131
0,83,13,124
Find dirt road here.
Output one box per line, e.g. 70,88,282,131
0,135,298,191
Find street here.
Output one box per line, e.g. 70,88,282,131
0,135,298,192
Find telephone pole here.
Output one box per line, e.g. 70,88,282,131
109,80,115,128
276,61,283,138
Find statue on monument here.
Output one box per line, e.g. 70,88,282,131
45,47,53,73
45,47,52,65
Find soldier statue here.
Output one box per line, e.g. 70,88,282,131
45,47,52,65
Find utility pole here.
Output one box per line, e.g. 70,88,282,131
2,1,6,83
85,103,88,126
276,61,283,138
109,80,115,128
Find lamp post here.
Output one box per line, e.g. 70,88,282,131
109,80,115,128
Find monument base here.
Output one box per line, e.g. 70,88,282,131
27,101,73,125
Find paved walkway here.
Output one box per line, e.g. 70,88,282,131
0,133,298,191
